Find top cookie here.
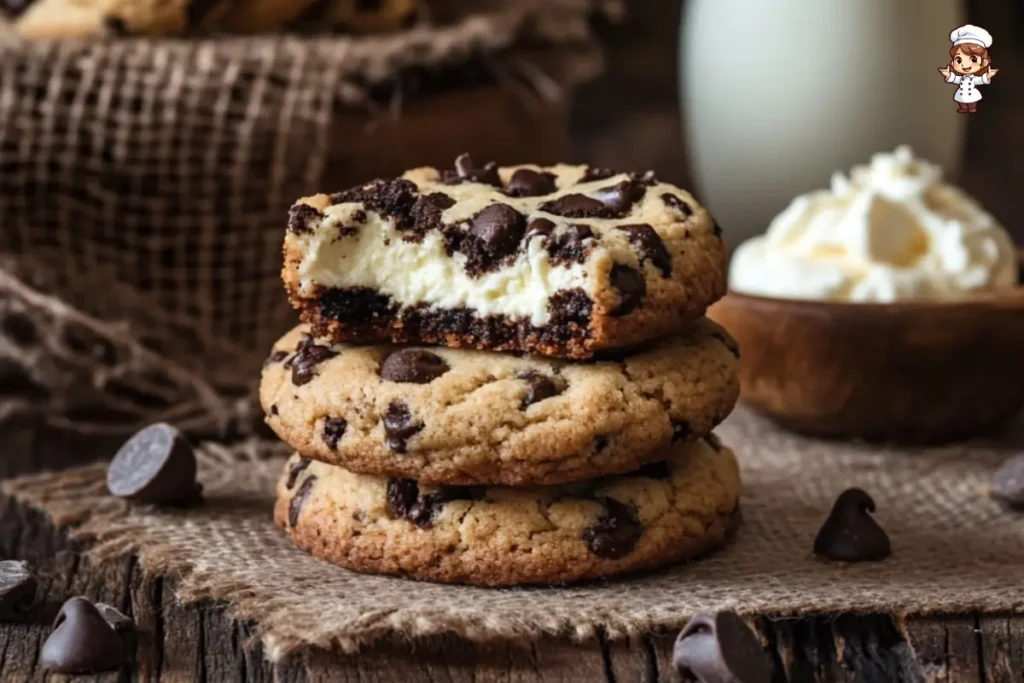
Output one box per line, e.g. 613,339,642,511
283,154,727,359
4,0,230,37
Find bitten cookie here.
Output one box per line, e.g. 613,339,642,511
283,155,727,359
276,436,741,586
261,320,740,486
4,0,230,37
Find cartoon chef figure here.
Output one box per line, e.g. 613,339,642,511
939,25,998,114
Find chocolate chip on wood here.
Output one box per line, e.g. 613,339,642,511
0,560,36,622
673,611,773,683
40,597,125,674
106,423,202,505
813,488,892,562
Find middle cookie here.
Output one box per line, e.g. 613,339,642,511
261,319,740,486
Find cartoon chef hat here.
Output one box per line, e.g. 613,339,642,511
949,24,993,49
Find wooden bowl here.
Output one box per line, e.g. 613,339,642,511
708,251,1024,443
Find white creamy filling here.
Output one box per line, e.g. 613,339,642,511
729,146,1018,302
297,215,591,325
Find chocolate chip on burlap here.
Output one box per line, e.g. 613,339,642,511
40,597,125,675
505,169,557,197
673,611,773,683
582,498,644,559
991,453,1024,509
106,423,202,506
379,349,450,384
813,488,891,562
0,560,36,622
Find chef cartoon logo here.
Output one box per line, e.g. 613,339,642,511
939,24,998,114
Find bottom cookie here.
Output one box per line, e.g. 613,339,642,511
275,437,741,586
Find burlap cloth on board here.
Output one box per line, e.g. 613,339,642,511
5,405,1023,659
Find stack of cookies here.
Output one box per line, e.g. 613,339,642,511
260,155,743,586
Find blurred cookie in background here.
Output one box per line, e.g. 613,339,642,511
217,0,321,34
317,0,422,35
4,0,232,37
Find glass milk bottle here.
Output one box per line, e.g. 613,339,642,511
680,0,965,245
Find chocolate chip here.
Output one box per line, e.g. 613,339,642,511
380,348,449,384
322,417,348,450
290,338,337,386
268,404,279,416
609,264,646,316
103,16,130,35
582,498,643,559
619,224,671,276
387,479,479,528
524,217,556,243
289,476,317,527
635,461,671,479
94,603,134,634
464,203,527,271
506,169,557,197
0,560,36,622
383,400,421,453
386,478,420,519
106,423,201,506
581,166,616,182
813,488,891,562
547,224,595,266
672,420,692,442
444,153,501,187
539,193,609,218
264,350,288,367
991,454,1024,509
288,203,323,235
40,597,125,674
592,180,647,217
662,193,693,218
286,458,311,489
673,611,772,683
518,371,562,408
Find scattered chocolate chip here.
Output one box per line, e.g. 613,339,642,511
662,193,693,218
288,203,323,235
581,166,616,182
443,153,501,187
609,264,646,316
592,180,647,217
383,400,421,453
94,603,134,634
619,224,672,276
672,420,693,443
539,193,609,218
991,454,1024,509
548,289,593,328
289,476,317,527
386,478,420,519
286,458,311,489
524,217,556,243
813,488,891,562
290,338,337,386
380,348,450,384
264,350,288,367
673,611,772,683
582,498,643,559
322,417,348,450
464,203,527,271
635,461,671,479
40,597,125,674
518,371,562,408
547,224,595,266
0,560,36,622
106,423,201,506
506,169,557,197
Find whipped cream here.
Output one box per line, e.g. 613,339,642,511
729,146,1018,302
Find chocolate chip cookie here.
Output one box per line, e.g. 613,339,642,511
217,0,320,34
282,155,727,359
315,0,420,34
275,436,741,586
261,319,740,486
5,0,230,37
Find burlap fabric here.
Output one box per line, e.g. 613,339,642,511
0,0,615,436
4,405,1022,659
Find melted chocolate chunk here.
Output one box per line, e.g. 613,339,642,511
548,289,594,329
322,417,348,450
619,224,671,276
581,166,616,182
672,420,692,443
506,169,557,197
462,203,527,274
592,180,647,217
288,476,317,527
609,264,646,316
635,461,671,479
539,193,609,218
546,224,595,266
290,338,338,386
386,478,419,519
330,178,419,230
264,350,288,367
286,458,311,489
524,217,556,243
442,153,501,187
379,348,450,384
383,400,421,453
583,498,644,559
518,371,562,408
387,479,481,528
661,193,693,218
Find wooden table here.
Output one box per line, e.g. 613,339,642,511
1,422,1022,683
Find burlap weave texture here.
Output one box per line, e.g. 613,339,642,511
5,405,1023,659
